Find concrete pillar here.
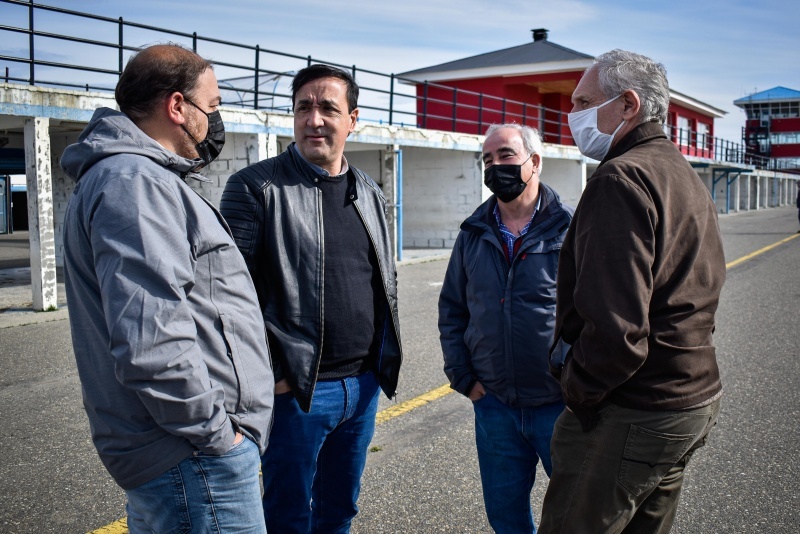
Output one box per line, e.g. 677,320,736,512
741,175,747,211
24,117,58,311
742,175,750,211
264,133,278,160
381,145,399,260
783,178,788,206
243,133,275,166
733,173,740,213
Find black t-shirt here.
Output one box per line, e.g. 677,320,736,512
316,170,387,379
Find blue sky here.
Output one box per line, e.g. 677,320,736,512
3,0,799,142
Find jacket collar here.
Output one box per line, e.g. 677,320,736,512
601,121,668,165
287,142,361,201
289,142,350,178
462,182,567,244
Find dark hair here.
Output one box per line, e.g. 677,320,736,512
291,64,359,113
115,43,212,123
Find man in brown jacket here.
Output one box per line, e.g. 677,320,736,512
539,49,726,533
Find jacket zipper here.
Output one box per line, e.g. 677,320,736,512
307,186,325,408
352,191,400,398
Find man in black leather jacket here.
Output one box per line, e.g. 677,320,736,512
220,64,402,533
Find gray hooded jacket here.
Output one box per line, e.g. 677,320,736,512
61,107,274,490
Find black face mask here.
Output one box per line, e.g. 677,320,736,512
483,155,533,203
183,99,225,170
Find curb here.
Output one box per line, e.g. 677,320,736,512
0,306,70,329
397,253,451,266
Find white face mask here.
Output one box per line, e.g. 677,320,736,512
568,94,625,161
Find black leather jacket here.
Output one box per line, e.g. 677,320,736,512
220,144,402,412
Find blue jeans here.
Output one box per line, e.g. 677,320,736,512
473,393,565,534
125,437,265,534
262,371,381,533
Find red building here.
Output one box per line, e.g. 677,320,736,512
398,29,725,158
734,87,800,172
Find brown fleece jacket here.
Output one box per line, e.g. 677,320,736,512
554,121,725,431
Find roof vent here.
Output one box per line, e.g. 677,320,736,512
532,28,549,42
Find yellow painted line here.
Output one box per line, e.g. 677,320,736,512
725,233,799,269
87,517,127,534
375,383,453,425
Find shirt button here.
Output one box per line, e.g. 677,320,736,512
314,178,319,183
349,194,355,200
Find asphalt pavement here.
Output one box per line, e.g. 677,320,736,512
1,207,799,533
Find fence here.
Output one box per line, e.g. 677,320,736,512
1,0,795,172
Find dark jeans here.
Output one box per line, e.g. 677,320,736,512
262,372,380,534
539,398,721,534
473,394,564,534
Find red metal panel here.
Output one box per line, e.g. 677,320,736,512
769,145,800,157
769,118,800,133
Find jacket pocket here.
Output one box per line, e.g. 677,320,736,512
219,313,252,414
618,424,695,497
549,333,571,373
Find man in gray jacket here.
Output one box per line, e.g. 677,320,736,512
439,124,572,533
61,44,273,533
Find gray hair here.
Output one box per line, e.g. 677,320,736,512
484,123,544,172
592,49,670,125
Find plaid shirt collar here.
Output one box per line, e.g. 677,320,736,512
493,195,541,263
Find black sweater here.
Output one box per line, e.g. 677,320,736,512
317,170,386,379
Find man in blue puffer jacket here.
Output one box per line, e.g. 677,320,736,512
439,123,573,534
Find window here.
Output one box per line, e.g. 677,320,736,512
677,116,691,146
770,132,800,145
696,122,709,150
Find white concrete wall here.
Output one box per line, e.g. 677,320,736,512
738,175,750,211
712,174,727,214
542,157,584,208
401,147,482,248
730,174,741,212
192,133,286,207
346,149,383,185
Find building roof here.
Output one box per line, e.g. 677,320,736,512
671,89,727,118
398,29,594,82
397,29,725,119
734,86,800,105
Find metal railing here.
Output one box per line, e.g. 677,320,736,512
1,0,796,173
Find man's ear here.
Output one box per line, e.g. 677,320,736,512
166,91,187,126
621,89,641,121
348,107,359,134
531,153,542,173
